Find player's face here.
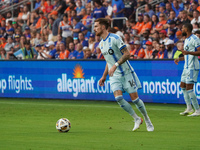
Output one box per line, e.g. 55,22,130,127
94,22,103,36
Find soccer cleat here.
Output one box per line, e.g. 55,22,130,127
132,117,143,131
180,109,194,116
145,120,154,132
187,110,200,117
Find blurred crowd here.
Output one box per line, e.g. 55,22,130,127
0,0,200,60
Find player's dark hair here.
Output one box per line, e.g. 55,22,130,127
184,23,193,32
95,18,110,29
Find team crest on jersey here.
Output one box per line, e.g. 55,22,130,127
185,46,189,51
108,49,114,55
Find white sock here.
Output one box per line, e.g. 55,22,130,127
187,89,200,111
182,88,192,110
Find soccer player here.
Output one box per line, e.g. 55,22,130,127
174,23,200,116
94,18,154,132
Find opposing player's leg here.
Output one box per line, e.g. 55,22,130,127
180,82,193,116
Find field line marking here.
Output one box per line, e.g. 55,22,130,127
0,101,181,111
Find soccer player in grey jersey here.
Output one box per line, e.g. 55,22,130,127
174,23,200,116
94,18,154,131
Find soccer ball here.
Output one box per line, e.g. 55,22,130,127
56,118,71,132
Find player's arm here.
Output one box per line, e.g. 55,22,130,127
108,47,130,76
99,63,108,86
174,56,184,65
180,46,200,56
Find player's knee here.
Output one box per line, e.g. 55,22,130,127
132,97,140,104
115,95,123,102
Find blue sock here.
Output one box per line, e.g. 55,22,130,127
115,95,138,119
132,97,148,120
187,89,199,110
182,88,192,110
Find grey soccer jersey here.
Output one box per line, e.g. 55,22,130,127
99,33,134,77
184,34,200,70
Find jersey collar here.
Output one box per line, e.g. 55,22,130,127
103,33,110,41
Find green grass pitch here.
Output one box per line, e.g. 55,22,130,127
0,98,200,150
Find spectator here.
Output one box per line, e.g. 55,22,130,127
17,5,24,21
34,10,47,30
83,47,96,59
131,40,145,59
80,8,87,25
96,46,104,59
154,13,167,32
13,34,21,52
0,37,6,48
154,4,160,16
68,42,78,59
37,44,50,59
76,0,85,16
192,22,200,33
174,30,183,43
21,5,30,26
140,14,152,36
151,14,159,32
20,35,26,48
53,0,67,17
58,13,72,42
14,40,37,59
49,11,61,41
195,30,200,39
164,39,177,59
5,12,14,27
132,13,144,35
124,32,132,45
165,2,172,17
45,0,54,14
59,42,70,59
70,17,84,38
129,41,134,59
0,48,7,60
141,30,152,49
144,41,153,59
166,10,178,27
81,26,91,41
197,1,200,13
177,0,184,10
183,1,190,12
85,6,93,31
0,27,6,39
91,35,101,55
4,37,14,53
144,4,155,18
93,0,107,19
191,10,200,25
173,41,183,59
34,0,41,10
157,2,166,17
151,39,159,59
64,1,76,14
43,41,57,59
103,0,113,19
76,43,84,59
78,32,88,47
157,43,166,59
179,10,190,24
159,30,169,44
88,33,95,53
167,20,178,40
172,0,184,17
30,10,40,28
190,1,198,12
24,26,31,41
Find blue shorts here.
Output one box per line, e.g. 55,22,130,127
181,68,199,84
109,72,142,94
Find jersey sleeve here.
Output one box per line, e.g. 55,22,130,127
194,38,200,50
115,35,126,51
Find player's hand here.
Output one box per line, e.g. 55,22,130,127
180,49,188,55
174,58,179,65
108,65,117,77
99,77,106,86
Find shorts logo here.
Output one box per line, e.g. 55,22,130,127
108,49,114,55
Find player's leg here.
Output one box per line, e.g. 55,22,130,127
186,84,200,116
110,77,140,121
125,72,154,131
114,90,139,120
185,69,200,117
180,82,193,115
